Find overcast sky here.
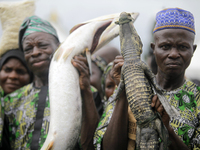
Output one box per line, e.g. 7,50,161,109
0,0,200,79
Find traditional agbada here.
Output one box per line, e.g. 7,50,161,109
151,8,199,149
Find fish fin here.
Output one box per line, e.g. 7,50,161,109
46,141,54,150
54,46,64,61
70,23,86,33
54,46,74,61
85,48,92,75
63,47,74,61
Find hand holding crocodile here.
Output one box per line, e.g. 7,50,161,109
110,55,124,86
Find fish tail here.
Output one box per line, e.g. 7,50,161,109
46,141,54,150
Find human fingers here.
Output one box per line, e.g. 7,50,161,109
157,104,164,116
118,88,127,101
73,55,88,66
151,95,158,107
72,57,89,75
113,55,124,65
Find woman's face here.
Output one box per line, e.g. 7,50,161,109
105,73,116,100
0,58,30,95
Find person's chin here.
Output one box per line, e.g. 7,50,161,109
5,87,19,94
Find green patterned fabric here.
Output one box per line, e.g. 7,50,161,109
101,62,113,98
21,16,58,41
91,55,107,73
3,83,50,150
93,89,117,149
94,80,200,150
0,86,4,146
0,84,95,149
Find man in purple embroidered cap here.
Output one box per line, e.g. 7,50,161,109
93,7,199,150
151,8,199,149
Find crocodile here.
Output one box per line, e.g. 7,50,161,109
115,12,180,150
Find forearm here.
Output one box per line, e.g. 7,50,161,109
102,94,128,150
81,88,99,150
167,126,189,150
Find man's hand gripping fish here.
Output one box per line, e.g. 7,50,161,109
115,12,180,150
41,12,139,150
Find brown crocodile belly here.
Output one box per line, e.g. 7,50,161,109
124,64,154,121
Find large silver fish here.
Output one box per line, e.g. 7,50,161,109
41,12,139,150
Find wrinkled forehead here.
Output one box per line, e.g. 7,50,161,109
23,32,57,45
153,28,195,42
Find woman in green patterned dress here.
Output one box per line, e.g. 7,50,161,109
0,49,33,149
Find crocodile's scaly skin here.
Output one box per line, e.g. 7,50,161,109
116,12,168,150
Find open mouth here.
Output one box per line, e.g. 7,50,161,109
90,21,112,54
70,21,112,54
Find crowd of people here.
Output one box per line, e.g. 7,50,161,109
0,4,199,150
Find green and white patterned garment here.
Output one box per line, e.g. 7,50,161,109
0,86,4,146
3,83,50,150
94,80,200,150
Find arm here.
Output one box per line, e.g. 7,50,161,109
151,95,189,150
102,89,128,150
102,55,128,150
109,55,124,86
72,56,99,150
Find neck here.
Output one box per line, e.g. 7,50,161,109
156,71,186,91
33,73,49,88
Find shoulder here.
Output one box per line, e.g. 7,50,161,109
5,83,33,99
0,87,3,98
185,80,200,99
3,83,36,108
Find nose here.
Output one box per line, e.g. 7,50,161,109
168,47,180,59
31,46,41,57
8,71,18,80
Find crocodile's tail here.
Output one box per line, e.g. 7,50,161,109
136,118,169,150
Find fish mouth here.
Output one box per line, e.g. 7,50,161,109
94,12,139,52
70,20,113,54
90,21,112,54
70,12,139,54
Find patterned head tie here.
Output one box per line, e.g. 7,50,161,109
0,49,33,82
19,15,59,51
101,62,113,96
91,55,107,74
153,8,195,34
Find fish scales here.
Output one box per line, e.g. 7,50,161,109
116,12,169,150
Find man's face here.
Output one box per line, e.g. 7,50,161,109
22,32,59,75
151,29,196,78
